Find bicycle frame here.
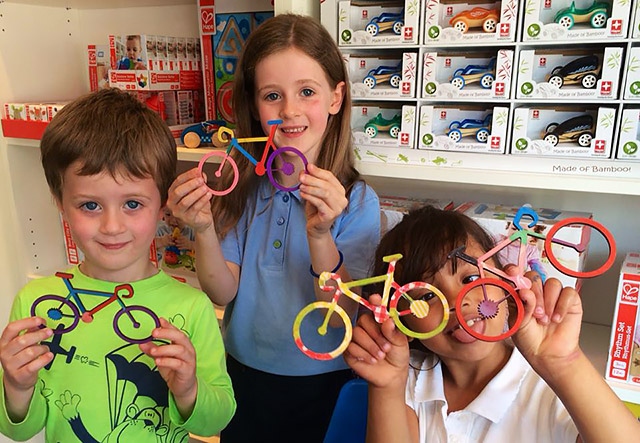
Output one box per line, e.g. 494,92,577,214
216,119,281,177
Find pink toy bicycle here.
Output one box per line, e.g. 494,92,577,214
197,119,308,196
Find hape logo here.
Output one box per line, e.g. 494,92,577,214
88,50,96,65
622,281,639,303
201,8,215,34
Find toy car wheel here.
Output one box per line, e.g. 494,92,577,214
557,14,574,29
363,76,377,89
476,128,490,142
448,129,462,142
183,131,202,148
548,75,564,88
364,125,378,138
544,133,559,146
389,74,401,88
581,74,598,89
578,132,593,147
389,125,400,138
392,20,403,35
590,12,607,28
452,20,468,33
545,122,559,133
480,73,494,89
482,18,497,33
365,23,379,36
451,76,465,89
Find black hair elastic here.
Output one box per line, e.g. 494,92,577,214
310,250,344,278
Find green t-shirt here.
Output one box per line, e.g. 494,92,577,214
0,266,235,442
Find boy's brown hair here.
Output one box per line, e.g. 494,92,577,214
40,88,177,206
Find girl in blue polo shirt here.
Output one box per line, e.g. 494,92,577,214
167,13,380,443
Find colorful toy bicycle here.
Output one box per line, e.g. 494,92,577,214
293,253,450,360
30,272,160,344
197,119,308,196
447,205,616,341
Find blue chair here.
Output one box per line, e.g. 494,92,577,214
323,378,369,443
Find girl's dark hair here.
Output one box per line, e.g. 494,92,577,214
212,13,359,237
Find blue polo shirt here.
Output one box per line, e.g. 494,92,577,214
220,179,380,376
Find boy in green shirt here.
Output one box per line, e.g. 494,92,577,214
0,88,236,442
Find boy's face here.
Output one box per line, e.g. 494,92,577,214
57,161,163,282
126,37,142,61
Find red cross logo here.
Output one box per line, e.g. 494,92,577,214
362,107,368,116
360,60,366,69
532,110,539,119
610,19,622,34
594,139,606,153
404,27,413,40
402,82,411,95
544,0,551,8
362,10,368,19
490,136,501,149
445,58,451,67
499,23,510,36
440,110,447,119
400,133,410,145
539,57,546,67
446,6,453,16
600,81,612,95
494,82,505,95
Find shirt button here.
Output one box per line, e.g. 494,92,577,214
273,240,282,249
277,217,285,225
283,194,290,203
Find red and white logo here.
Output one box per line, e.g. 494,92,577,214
544,0,552,8
594,139,606,154
446,6,453,16
401,82,411,95
361,107,368,116
200,7,215,35
600,80,612,96
622,281,640,303
490,136,501,149
400,133,410,145
359,59,366,69
494,82,505,96
440,110,447,119
539,57,547,67
445,58,451,68
532,109,540,119
403,27,413,40
610,19,623,35
362,10,368,19
499,23,510,37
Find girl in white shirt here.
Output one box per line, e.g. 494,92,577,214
345,205,639,443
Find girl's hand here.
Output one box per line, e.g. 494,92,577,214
299,164,348,238
343,295,410,390
139,318,197,419
511,271,583,373
167,168,214,234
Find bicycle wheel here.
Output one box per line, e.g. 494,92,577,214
266,146,308,192
455,278,523,342
31,294,80,334
293,301,351,361
544,217,616,278
389,281,449,340
197,150,239,196
113,305,161,344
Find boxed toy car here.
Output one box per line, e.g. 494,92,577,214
337,1,420,46
422,49,513,99
623,47,640,100
616,108,640,160
522,0,631,42
516,47,623,100
455,201,594,289
417,104,509,153
510,106,616,157
605,252,640,386
347,52,417,99
380,196,454,235
352,103,416,149
423,0,518,44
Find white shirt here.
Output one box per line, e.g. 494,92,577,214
406,348,579,442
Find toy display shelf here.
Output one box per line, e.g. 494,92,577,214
1,119,48,140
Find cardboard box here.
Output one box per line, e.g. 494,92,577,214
455,201,594,289
510,106,616,157
422,49,513,99
352,103,416,149
606,252,640,386
623,47,640,100
87,44,110,92
516,47,623,100
616,108,640,160
380,196,454,235
417,105,509,153
348,52,417,99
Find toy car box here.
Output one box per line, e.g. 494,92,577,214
380,195,454,235
336,1,420,46
516,47,623,100
522,0,631,42
605,252,640,387
348,52,417,99
455,201,594,289
623,47,640,100
417,105,509,153
633,0,640,38
510,106,616,158
352,103,416,149
423,0,518,44
422,49,513,99
616,108,640,160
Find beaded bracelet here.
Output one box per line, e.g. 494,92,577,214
310,250,344,278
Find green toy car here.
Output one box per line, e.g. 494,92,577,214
554,1,609,29
364,113,402,138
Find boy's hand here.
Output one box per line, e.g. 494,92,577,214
343,295,409,390
139,318,197,419
167,168,214,234
511,270,583,374
299,164,348,238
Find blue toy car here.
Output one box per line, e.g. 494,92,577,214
447,114,492,142
180,120,228,148
363,63,402,89
450,57,496,90
365,11,404,36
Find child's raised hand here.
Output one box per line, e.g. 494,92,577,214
167,168,214,234
139,318,197,419
299,164,348,238
343,295,409,390
511,270,583,373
